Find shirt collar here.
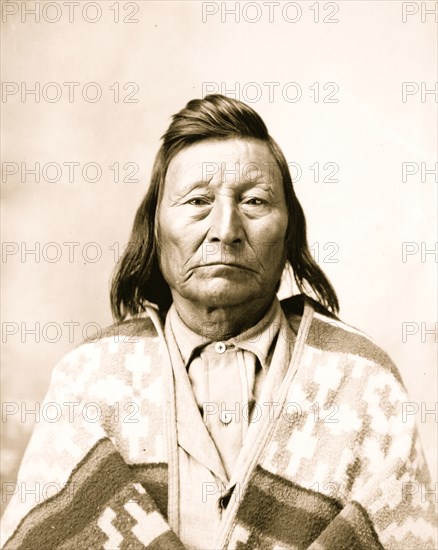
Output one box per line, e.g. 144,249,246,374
166,298,284,372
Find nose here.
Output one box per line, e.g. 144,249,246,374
206,197,244,245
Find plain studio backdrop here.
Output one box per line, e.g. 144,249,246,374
1,0,436,514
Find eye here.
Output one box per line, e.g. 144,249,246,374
242,197,266,206
187,196,211,206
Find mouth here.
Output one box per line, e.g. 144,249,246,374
197,262,256,273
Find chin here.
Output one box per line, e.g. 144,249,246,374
188,279,259,308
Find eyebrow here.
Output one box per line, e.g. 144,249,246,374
176,179,212,195
182,177,272,191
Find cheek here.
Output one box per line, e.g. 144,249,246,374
158,209,205,257
258,216,288,270
156,223,198,284
156,215,178,279
157,210,184,254
250,215,288,258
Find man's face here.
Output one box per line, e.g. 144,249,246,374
157,138,289,309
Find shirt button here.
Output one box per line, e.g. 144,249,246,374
219,410,233,425
215,342,226,354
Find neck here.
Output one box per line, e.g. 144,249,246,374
170,294,276,341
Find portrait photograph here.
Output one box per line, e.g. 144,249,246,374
1,1,437,548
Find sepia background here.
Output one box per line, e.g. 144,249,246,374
1,0,437,515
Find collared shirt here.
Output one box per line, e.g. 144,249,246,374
165,298,295,550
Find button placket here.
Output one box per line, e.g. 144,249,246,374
205,344,243,477
216,343,234,426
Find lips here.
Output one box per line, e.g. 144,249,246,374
197,262,256,272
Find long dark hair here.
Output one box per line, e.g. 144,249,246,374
110,94,339,320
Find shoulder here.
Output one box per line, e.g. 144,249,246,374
50,313,161,384
75,314,159,355
281,294,403,386
100,314,159,340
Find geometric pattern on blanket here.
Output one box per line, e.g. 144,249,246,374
2,297,437,549
229,465,384,549
3,438,184,550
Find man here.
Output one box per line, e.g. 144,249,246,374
1,95,436,549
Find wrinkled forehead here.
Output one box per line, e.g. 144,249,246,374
164,138,283,190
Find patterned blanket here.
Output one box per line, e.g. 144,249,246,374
4,437,386,550
3,438,183,549
1,296,437,549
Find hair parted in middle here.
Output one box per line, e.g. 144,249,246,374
110,94,339,321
